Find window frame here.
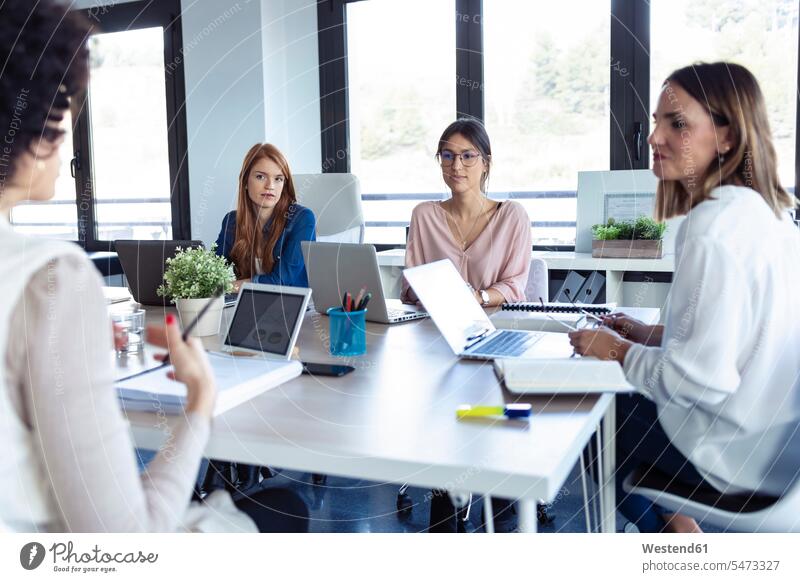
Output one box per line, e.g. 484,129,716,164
71,0,191,252
319,0,800,249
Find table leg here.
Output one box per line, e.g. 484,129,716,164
518,499,538,533
600,397,617,533
483,496,495,533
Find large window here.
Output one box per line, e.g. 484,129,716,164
10,111,79,239
9,0,190,251
87,27,174,241
651,0,798,189
320,0,800,249
347,0,457,244
483,0,611,246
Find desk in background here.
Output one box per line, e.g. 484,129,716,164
377,249,675,310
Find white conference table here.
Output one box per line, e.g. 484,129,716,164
114,304,658,533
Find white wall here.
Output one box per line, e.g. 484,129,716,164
179,0,267,246
261,0,321,174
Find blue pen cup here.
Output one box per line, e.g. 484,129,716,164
327,307,368,357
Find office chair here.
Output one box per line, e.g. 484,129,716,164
294,173,365,243
623,465,798,531
524,258,549,303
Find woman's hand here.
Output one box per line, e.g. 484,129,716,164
568,326,632,364
602,313,662,346
146,314,216,418
232,278,249,293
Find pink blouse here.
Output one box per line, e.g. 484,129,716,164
401,200,532,304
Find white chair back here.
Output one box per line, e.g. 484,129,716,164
623,472,800,532
294,173,364,243
524,258,549,302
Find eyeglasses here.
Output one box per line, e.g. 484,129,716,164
437,150,482,167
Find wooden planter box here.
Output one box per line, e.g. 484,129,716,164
592,239,663,259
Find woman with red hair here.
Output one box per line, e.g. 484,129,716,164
210,143,315,492
215,143,316,291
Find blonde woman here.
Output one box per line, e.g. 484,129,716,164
569,62,800,532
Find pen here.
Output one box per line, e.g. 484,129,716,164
456,404,532,419
357,292,372,311
353,286,366,311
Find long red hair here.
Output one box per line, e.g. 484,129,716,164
230,143,297,278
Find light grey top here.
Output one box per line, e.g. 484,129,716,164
4,254,212,532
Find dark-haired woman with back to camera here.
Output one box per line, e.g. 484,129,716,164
205,143,316,493
569,62,800,532
401,118,532,533
0,0,307,532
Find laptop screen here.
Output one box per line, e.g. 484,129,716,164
224,288,305,355
402,259,494,354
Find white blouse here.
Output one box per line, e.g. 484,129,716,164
624,185,800,496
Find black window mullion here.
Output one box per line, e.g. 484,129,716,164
455,0,483,120
163,8,191,240
317,0,355,174
71,91,102,250
610,0,650,171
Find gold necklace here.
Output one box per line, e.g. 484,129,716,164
444,197,485,250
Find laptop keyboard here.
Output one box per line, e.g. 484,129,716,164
470,330,544,357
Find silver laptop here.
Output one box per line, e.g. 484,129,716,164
403,260,574,360
301,241,428,324
219,282,311,359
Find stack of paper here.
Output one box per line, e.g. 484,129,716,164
116,353,302,416
103,286,133,304
494,358,634,394
491,310,585,333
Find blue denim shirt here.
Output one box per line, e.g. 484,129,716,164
214,203,316,287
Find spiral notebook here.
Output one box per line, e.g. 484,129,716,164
501,301,616,315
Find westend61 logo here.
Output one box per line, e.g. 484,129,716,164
19,541,158,574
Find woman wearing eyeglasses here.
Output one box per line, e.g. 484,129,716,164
400,118,532,308
401,118,531,533
569,62,800,532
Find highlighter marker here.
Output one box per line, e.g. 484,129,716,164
456,404,532,419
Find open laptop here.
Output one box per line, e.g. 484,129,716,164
219,282,311,358
117,239,238,307
301,241,428,324
403,259,574,360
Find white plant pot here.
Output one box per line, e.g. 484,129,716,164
175,296,224,337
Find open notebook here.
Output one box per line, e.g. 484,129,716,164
116,353,302,416
494,358,634,394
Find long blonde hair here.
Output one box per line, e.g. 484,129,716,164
654,62,794,221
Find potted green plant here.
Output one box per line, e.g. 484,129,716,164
157,245,235,336
591,216,667,259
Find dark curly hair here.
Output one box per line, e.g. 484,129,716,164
0,0,91,182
